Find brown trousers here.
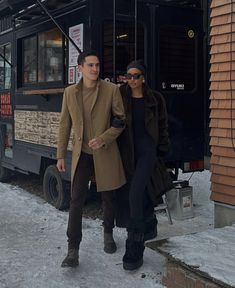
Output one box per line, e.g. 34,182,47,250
67,152,115,249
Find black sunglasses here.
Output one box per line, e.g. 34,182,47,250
125,73,143,80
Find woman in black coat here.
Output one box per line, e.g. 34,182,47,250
117,60,172,271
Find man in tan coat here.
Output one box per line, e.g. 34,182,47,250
57,50,126,267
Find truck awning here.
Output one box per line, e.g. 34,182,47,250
0,0,77,18
0,0,37,17
0,0,81,53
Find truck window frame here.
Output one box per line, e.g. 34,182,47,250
20,27,64,88
0,42,11,90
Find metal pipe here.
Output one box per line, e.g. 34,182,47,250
134,0,137,60
113,0,116,82
0,53,13,67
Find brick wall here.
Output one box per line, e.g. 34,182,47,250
210,0,235,205
162,260,223,288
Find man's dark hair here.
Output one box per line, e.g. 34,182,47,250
77,50,99,65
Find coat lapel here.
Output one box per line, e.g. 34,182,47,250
73,79,100,120
90,79,100,112
74,81,83,120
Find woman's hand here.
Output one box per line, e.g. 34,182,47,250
88,137,105,150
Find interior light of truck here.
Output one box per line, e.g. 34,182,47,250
116,34,128,39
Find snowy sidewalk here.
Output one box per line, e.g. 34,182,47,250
0,170,213,288
0,182,165,288
151,225,235,287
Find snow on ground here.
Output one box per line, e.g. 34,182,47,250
156,170,214,240
156,225,235,287
0,170,213,288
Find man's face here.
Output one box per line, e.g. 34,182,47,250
79,55,100,82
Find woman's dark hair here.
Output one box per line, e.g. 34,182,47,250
126,59,146,75
77,50,99,65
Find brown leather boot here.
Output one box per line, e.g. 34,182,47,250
61,248,79,267
104,232,117,254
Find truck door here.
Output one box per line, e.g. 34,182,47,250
0,30,14,180
155,4,205,171
98,0,205,173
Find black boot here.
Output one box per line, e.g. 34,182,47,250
123,231,145,271
144,214,158,241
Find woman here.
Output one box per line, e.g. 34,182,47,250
117,60,172,271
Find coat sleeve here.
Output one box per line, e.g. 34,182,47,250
56,88,72,159
157,93,170,156
99,85,126,147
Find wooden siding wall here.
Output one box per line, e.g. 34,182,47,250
210,0,235,205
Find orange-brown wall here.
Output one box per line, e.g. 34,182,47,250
210,0,235,205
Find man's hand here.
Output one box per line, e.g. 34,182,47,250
88,137,105,150
56,158,65,172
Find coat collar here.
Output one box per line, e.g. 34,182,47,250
75,78,101,112
121,83,157,109
142,85,158,108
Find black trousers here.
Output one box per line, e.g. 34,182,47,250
67,152,115,249
129,151,156,221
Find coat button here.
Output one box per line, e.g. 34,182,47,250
78,137,81,141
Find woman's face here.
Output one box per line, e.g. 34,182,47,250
126,68,144,90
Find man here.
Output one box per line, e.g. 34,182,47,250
57,50,126,267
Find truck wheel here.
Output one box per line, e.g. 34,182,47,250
0,164,11,182
43,165,70,210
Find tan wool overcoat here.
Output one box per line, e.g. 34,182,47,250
57,79,126,191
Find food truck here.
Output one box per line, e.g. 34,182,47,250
0,0,208,209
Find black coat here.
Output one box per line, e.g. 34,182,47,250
116,83,173,227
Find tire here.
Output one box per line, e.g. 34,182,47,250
43,165,70,210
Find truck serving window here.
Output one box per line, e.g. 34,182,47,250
22,28,63,85
159,26,196,92
23,36,37,83
103,20,144,80
0,43,11,90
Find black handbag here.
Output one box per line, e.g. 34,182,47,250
147,157,174,205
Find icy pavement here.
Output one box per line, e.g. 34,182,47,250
0,182,165,288
0,170,213,288
155,225,235,287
